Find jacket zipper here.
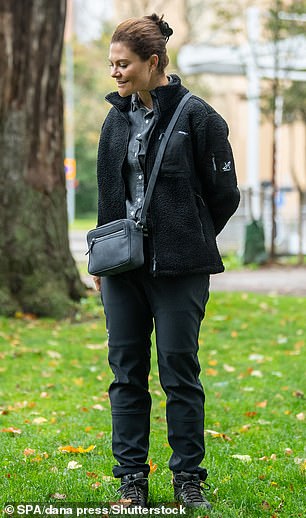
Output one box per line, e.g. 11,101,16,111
212,153,217,172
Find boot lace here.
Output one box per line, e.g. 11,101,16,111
180,479,211,505
117,479,147,506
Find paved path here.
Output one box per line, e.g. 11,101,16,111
210,266,306,296
70,230,306,296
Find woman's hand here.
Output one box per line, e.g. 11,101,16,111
93,276,101,291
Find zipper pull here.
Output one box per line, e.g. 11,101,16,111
152,256,157,273
85,238,95,255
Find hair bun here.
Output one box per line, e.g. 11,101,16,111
149,13,173,42
158,19,173,42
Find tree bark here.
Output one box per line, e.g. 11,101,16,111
0,0,85,317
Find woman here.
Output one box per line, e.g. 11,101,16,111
93,13,240,509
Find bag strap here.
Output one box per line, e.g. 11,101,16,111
138,92,193,227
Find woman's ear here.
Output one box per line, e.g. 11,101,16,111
150,54,159,71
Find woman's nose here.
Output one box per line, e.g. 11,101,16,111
110,66,121,78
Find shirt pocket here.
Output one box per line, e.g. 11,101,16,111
160,130,193,177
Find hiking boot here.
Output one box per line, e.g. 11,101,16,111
173,471,212,509
117,472,148,507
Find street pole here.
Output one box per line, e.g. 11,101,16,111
246,7,260,219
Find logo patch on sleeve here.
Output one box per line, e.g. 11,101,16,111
222,161,231,172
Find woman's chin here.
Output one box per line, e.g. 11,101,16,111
117,85,132,97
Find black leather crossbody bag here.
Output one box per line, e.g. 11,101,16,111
86,92,192,277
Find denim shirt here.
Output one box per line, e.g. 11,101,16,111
125,94,156,220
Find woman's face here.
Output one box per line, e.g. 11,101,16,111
108,42,157,97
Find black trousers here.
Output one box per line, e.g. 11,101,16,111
101,258,210,479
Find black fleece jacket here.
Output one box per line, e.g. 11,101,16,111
96,75,240,276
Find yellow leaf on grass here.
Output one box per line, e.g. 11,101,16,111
296,412,305,421
208,359,218,366
205,429,232,441
205,368,218,376
59,444,96,454
149,459,158,473
32,417,48,425
256,400,268,408
1,427,22,434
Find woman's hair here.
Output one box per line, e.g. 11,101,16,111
111,13,173,73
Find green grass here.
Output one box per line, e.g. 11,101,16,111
0,292,305,517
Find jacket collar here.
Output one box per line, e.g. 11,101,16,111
105,74,188,115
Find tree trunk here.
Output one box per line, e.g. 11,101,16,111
0,0,86,317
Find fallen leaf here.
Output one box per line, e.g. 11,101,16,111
223,364,235,372
251,370,263,378
67,461,82,470
249,354,264,362
294,457,304,465
92,404,105,411
270,454,277,460
47,350,62,359
73,378,84,386
256,400,268,408
23,448,36,456
86,472,98,478
205,368,218,376
91,482,102,489
261,501,270,510
245,411,257,418
296,412,305,421
1,427,22,434
58,445,96,454
239,424,251,433
231,454,252,462
292,390,304,399
32,417,48,425
270,481,278,486
208,359,218,366
50,493,67,500
300,460,306,472
149,459,158,473
206,430,232,441
259,456,269,461
285,448,293,456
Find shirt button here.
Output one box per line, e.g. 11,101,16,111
137,198,141,203
145,120,149,124
134,152,137,157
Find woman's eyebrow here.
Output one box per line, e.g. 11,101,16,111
108,58,130,63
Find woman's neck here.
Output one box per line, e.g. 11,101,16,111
138,74,169,109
